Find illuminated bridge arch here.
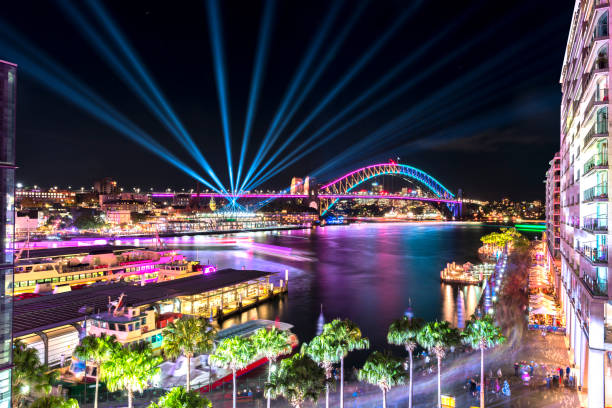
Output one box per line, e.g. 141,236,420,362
318,163,456,215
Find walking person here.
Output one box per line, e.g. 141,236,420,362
514,362,519,376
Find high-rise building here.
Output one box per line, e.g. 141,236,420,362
0,60,16,407
93,177,118,194
559,2,611,406
545,152,561,259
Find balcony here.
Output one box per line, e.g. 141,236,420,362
583,184,608,203
578,243,608,265
583,216,609,233
585,89,608,118
594,0,610,10
582,274,608,297
583,153,609,176
584,121,608,149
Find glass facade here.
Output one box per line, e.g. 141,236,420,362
0,60,16,408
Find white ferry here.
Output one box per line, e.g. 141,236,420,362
12,245,212,295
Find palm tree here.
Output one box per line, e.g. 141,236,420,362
30,396,79,408
320,319,369,408
461,315,506,408
12,340,57,408
265,353,327,408
358,351,406,408
387,316,424,408
209,336,257,408
416,321,459,408
251,328,292,408
101,344,162,408
73,334,119,408
302,334,337,408
148,386,212,408
162,316,216,391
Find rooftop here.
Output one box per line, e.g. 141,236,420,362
13,268,274,337
17,245,143,262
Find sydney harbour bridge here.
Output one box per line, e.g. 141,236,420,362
152,161,463,218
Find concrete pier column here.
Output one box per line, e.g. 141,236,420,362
588,347,605,408
35,331,49,366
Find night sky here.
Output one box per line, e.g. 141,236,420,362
2,1,573,200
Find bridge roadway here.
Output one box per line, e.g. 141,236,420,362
150,192,461,204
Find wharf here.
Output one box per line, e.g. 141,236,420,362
14,268,285,337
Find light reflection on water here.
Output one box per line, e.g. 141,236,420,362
161,222,492,364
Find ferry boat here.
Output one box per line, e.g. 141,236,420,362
12,245,211,295
68,296,297,389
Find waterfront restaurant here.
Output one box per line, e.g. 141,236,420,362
13,268,285,367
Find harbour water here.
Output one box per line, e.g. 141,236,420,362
163,222,504,365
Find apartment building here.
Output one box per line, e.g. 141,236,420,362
559,1,611,406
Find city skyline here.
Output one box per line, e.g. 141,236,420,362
2,1,573,200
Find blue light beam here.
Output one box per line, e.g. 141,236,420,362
242,4,541,190
244,0,424,189
0,38,219,191
205,0,235,193
238,0,344,192
82,0,228,194
234,0,276,191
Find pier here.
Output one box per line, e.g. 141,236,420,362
440,261,495,285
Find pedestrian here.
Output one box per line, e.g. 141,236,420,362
497,368,503,379
559,367,564,381
566,366,570,378
514,362,519,376
495,378,500,393
546,375,551,389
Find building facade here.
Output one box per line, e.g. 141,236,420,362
546,152,561,259
0,60,16,407
559,2,611,406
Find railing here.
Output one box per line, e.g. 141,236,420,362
583,153,609,175
583,184,608,202
585,89,608,116
578,243,608,264
582,274,608,297
583,216,609,233
595,0,610,9
584,120,608,148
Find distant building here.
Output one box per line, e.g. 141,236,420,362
94,177,118,194
173,193,191,207
559,3,611,406
16,187,76,206
99,193,149,212
545,152,561,259
0,59,16,406
15,210,43,236
290,177,304,194
105,210,132,225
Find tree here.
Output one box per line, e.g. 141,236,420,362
265,353,327,408
209,336,257,408
162,317,216,391
461,315,506,408
30,396,79,408
73,213,106,230
251,328,292,408
148,387,211,408
319,319,369,408
358,351,406,408
12,340,57,408
73,334,119,408
101,344,162,408
416,321,459,408
387,316,424,408
302,335,338,408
